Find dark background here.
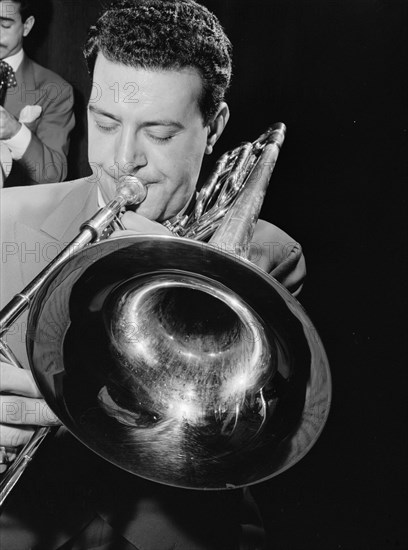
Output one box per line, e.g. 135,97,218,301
25,1,407,548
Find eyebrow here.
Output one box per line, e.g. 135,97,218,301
88,105,120,122
0,16,16,23
88,105,184,129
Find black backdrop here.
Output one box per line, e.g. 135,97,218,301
25,1,407,548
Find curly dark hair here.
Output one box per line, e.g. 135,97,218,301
83,0,232,124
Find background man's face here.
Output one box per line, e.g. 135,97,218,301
0,1,31,59
87,54,210,222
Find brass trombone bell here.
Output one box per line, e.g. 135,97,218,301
27,234,331,490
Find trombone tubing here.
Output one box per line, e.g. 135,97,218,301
210,123,286,256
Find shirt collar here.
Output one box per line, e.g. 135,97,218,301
3,49,24,72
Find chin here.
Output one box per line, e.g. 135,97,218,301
133,204,160,222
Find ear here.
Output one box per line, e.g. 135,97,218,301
23,16,35,37
205,102,230,155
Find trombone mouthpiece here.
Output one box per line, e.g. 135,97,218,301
117,175,147,206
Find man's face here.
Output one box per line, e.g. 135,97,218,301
88,54,213,222
0,1,33,59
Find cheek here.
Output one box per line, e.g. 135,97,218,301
170,137,206,181
9,28,22,45
2,31,11,45
166,157,199,199
87,123,97,160
87,128,111,164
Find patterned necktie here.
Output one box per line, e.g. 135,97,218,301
0,60,17,105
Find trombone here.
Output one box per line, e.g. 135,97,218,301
0,123,331,503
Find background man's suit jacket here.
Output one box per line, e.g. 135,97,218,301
2,54,75,187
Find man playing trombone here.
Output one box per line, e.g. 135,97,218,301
0,1,306,548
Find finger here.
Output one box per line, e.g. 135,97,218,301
0,445,18,474
0,396,59,426
0,363,42,398
120,211,173,236
0,450,18,473
109,228,143,239
0,423,36,448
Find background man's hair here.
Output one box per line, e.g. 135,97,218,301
83,0,232,124
6,0,36,22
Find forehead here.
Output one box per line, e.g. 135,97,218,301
92,54,204,117
0,1,21,20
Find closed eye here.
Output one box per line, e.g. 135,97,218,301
148,134,174,144
94,120,118,134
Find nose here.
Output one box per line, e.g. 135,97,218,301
115,127,147,174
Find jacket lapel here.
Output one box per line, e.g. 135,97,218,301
4,54,37,118
40,179,98,243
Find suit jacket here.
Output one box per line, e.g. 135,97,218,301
2,54,75,187
0,178,304,549
1,178,96,367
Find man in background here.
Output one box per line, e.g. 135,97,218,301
0,0,74,186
